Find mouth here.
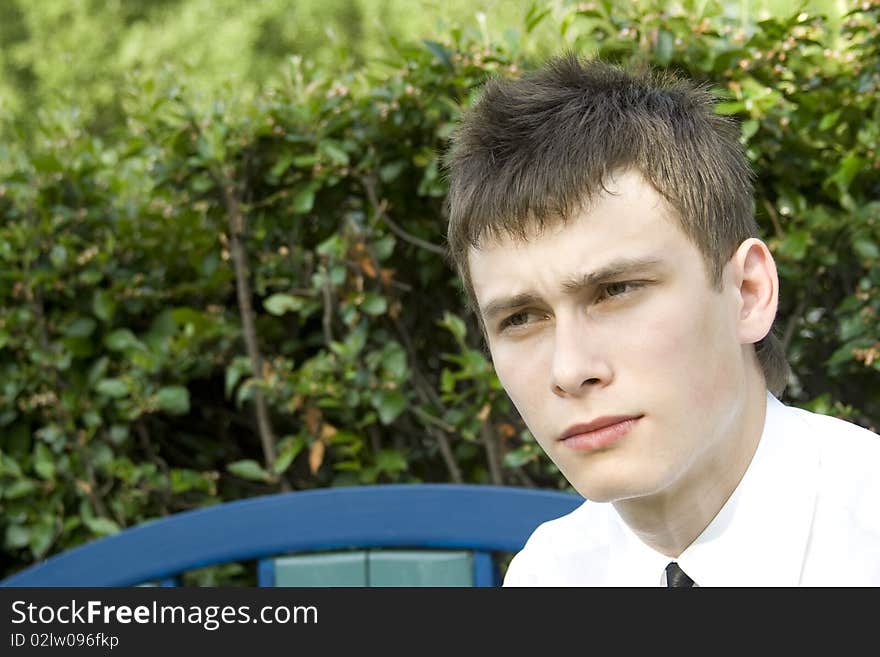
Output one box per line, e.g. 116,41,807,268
557,415,643,452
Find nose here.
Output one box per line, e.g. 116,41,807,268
550,313,613,397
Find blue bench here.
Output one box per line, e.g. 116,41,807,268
1,484,581,587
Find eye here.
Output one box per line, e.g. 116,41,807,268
597,281,644,302
498,309,549,332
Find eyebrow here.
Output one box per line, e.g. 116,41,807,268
560,256,665,291
481,256,665,322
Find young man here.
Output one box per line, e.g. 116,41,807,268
443,55,880,586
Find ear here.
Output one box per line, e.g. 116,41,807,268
728,238,779,345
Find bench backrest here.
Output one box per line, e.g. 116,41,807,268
1,484,582,587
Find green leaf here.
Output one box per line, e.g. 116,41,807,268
440,369,456,394
190,173,214,193
227,459,271,482
4,479,37,499
273,435,307,475
525,6,551,34
170,469,212,494
50,244,68,268
741,119,759,141
225,358,250,398
440,312,467,341
96,378,129,398
5,525,30,549
826,344,854,368
344,323,368,356
235,379,254,408
270,154,295,179
360,292,387,316
818,110,841,131
329,264,346,285
170,307,211,334
316,234,344,258
29,518,55,557
463,349,490,373
292,186,316,214
828,154,864,192
147,310,178,342
372,236,395,260
264,293,304,316
104,328,141,351
321,141,349,166
34,442,55,480
852,237,879,260
654,29,674,66
375,449,407,474
382,343,408,380
293,154,319,168
108,425,129,444
503,446,537,468
778,230,809,261
156,386,190,415
87,356,109,386
83,516,121,537
422,40,453,70
0,452,24,477
379,160,406,183
31,152,62,173
358,465,380,484
35,424,64,448
64,317,97,338
715,101,744,116
839,315,865,342
93,290,116,322
371,389,408,425
333,460,363,472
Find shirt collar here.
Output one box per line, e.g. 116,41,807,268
607,393,820,586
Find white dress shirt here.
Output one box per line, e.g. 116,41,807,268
504,393,880,586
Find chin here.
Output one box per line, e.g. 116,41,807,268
566,475,636,503
564,465,663,504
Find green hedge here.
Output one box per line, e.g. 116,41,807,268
1,0,878,578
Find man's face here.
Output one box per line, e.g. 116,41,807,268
468,170,751,504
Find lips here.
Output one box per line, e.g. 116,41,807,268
558,415,643,451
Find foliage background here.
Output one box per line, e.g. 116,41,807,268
0,0,878,581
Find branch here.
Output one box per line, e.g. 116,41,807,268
761,197,785,239
135,420,170,515
367,424,382,455
781,297,807,353
33,285,117,521
426,426,463,483
216,168,289,491
480,423,504,486
360,176,446,255
178,110,288,490
349,229,463,483
511,467,537,488
412,406,456,433
320,264,335,345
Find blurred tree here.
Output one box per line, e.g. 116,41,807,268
3,0,843,143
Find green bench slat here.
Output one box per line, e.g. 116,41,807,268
274,552,368,586
270,550,474,586
368,551,472,587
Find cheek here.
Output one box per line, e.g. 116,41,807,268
493,348,531,403
491,343,547,423
623,309,691,365
624,298,735,405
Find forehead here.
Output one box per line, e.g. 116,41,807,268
467,170,696,305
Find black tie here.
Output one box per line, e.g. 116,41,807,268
665,562,695,588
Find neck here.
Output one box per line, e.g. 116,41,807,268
612,374,769,558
